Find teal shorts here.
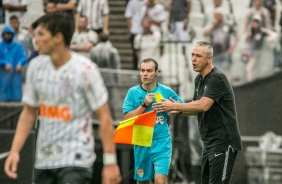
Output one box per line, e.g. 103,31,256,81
134,136,172,181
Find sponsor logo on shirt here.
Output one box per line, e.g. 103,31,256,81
155,116,164,124
137,169,144,178
39,103,72,121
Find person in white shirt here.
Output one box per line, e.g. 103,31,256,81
134,16,161,69
9,15,33,57
125,0,146,70
71,15,98,58
76,0,110,35
3,0,27,24
145,0,166,32
4,12,121,184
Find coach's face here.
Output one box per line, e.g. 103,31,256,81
140,61,158,85
35,25,58,55
191,46,212,73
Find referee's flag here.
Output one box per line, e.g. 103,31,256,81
113,111,156,147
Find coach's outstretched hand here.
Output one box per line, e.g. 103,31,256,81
153,97,178,113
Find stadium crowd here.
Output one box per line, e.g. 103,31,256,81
0,0,281,102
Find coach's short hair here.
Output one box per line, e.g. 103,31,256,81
37,12,74,47
195,41,213,56
140,58,158,71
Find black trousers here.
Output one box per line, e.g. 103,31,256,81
201,146,237,184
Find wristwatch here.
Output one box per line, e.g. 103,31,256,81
141,102,148,108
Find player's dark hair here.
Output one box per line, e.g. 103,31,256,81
37,12,74,47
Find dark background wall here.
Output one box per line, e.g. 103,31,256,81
230,71,282,184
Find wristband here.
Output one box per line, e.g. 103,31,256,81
103,153,117,165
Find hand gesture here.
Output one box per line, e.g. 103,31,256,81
102,165,122,184
4,152,20,179
16,65,22,72
144,93,155,107
5,64,12,71
152,97,176,113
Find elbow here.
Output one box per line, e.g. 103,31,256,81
199,103,210,112
202,104,211,112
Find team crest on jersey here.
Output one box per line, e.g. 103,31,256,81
137,169,144,178
60,76,75,94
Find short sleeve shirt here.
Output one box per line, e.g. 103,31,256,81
210,22,237,56
123,83,183,139
23,52,108,169
3,0,28,24
77,0,110,30
193,67,242,152
124,0,146,34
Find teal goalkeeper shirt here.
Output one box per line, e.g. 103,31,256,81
123,83,183,139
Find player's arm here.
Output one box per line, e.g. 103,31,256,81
4,104,37,179
124,93,155,120
180,97,214,115
153,96,214,115
70,42,94,52
95,103,121,183
3,4,27,11
75,12,80,32
124,104,147,120
103,14,109,35
126,17,132,34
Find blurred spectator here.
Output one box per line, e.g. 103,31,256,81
26,0,57,63
124,0,146,70
145,0,166,32
203,0,236,27
54,0,76,24
90,33,121,118
0,0,4,23
29,0,56,37
134,17,161,69
0,25,26,101
203,7,239,82
156,0,170,11
90,33,121,69
249,0,277,29
76,0,109,35
9,15,33,57
168,0,191,43
70,15,98,58
244,0,271,33
3,0,27,24
242,14,277,82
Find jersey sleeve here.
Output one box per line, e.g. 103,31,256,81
203,75,227,103
81,64,108,111
76,0,83,13
122,89,135,114
134,34,141,50
169,88,184,103
124,1,133,17
22,61,39,107
102,0,110,15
